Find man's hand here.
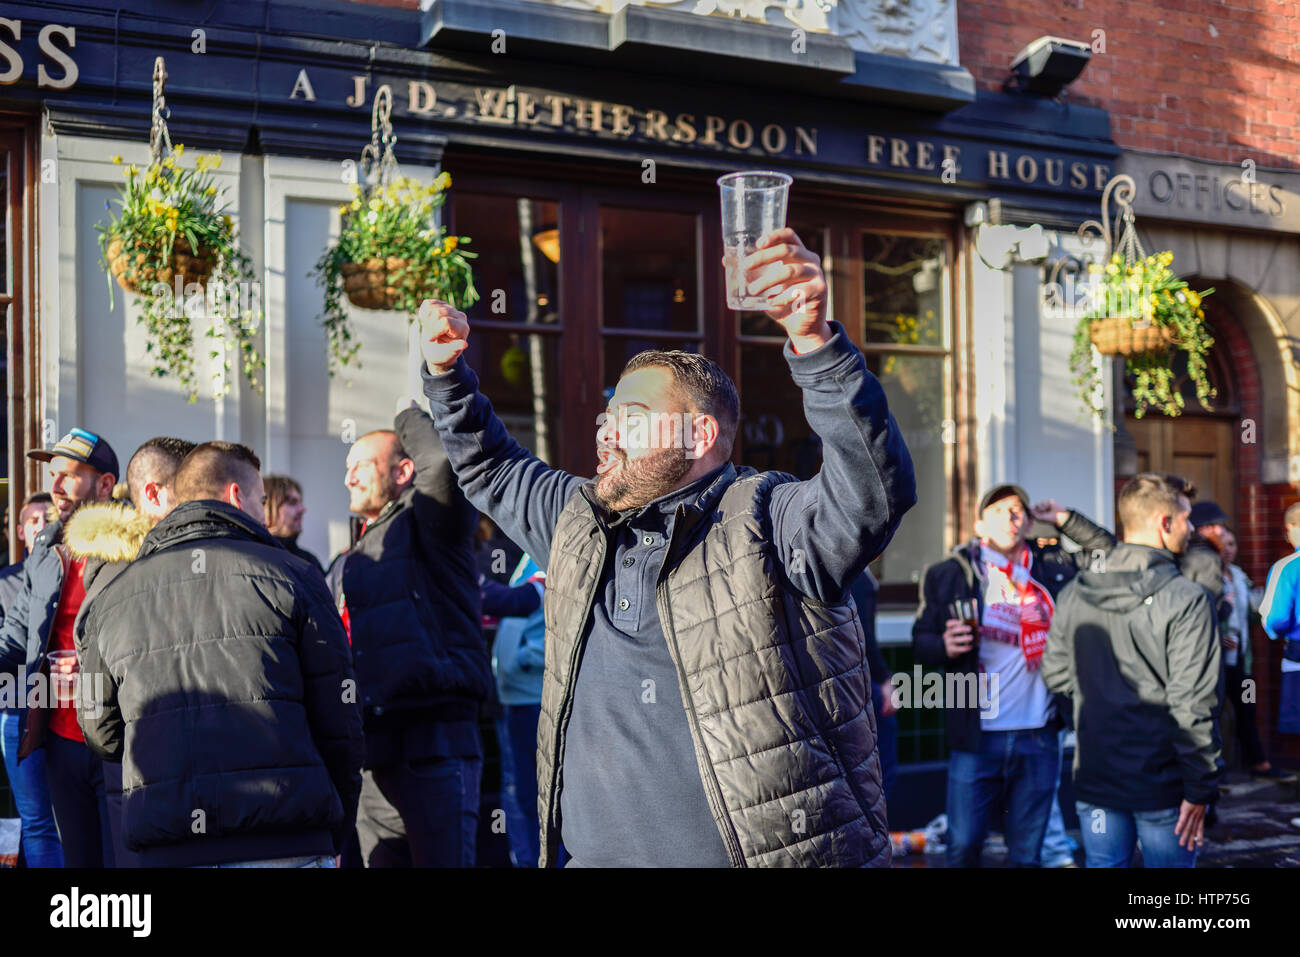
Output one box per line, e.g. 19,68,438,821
878,680,899,717
1030,499,1069,526
943,618,975,658
418,300,470,374
734,228,830,353
1174,800,1207,850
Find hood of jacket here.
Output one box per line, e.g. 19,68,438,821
63,502,153,564
1066,542,1182,612
136,499,282,559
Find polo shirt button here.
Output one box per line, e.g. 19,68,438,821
618,597,630,611
622,558,634,567
643,535,654,546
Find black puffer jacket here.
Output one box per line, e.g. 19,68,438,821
77,500,364,867
327,407,490,768
912,511,1117,752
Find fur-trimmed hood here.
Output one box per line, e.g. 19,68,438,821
64,502,152,564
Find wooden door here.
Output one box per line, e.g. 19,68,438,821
1126,415,1236,527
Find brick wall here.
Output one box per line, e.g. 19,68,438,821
958,0,1300,171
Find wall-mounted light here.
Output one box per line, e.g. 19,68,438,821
973,222,1050,271
1006,36,1091,97
531,225,560,264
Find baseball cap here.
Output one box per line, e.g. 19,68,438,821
979,483,1030,516
1189,501,1230,529
28,427,120,479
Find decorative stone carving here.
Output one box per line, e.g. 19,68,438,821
525,0,958,64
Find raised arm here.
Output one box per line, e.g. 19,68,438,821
395,404,480,555
418,302,584,569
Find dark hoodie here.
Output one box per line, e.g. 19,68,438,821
76,499,365,866
1042,543,1222,810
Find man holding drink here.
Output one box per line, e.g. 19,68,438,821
416,218,917,867
912,485,1115,867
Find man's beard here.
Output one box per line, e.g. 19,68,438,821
594,446,693,512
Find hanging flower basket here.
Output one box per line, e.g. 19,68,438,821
312,85,478,373
94,57,263,403
1064,176,1215,419
106,234,216,294
1086,315,1177,357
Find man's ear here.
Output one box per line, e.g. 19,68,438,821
394,457,416,487
97,472,117,501
145,480,163,508
690,413,720,463
225,481,243,511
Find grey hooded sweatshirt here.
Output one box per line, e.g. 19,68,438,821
1042,543,1222,810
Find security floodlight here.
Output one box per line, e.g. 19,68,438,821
1007,36,1091,96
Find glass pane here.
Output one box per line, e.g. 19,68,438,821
451,192,559,326
600,207,698,332
603,337,701,393
862,234,946,348
738,223,825,337
737,344,818,477
462,330,561,465
863,352,947,588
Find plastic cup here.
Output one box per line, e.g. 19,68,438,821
47,650,77,705
718,171,793,311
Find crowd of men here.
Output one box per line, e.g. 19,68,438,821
1,225,1298,868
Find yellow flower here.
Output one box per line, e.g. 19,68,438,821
173,144,185,157
337,204,349,216
206,186,217,195
435,171,451,190
368,198,381,212
443,236,458,253
111,155,123,165
1105,263,1118,276
125,164,138,178
222,214,233,229
349,200,361,211
163,157,176,170
1187,290,1201,308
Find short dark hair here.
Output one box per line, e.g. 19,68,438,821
24,491,53,508
264,474,303,527
1118,472,1190,532
127,437,197,505
1285,502,1300,527
620,350,740,459
174,441,262,504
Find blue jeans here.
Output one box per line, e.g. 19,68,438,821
356,756,482,867
0,711,64,867
196,855,336,868
495,703,542,868
1074,802,1197,868
946,726,1058,867
1040,730,1077,865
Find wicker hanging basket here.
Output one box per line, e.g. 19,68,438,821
1088,316,1177,357
340,256,416,310
106,235,215,294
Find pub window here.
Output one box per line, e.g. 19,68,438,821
599,205,703,390
859,232,951,594
450,191,563,464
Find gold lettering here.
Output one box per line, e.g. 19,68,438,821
727,119,754,149
867,134,886,165
1015,155,1038,183
891,138,910,168
794,127,817,156
942,144,961,173
1044,157,1064,186
574,99,605,132
515,91,540,124
544,94,570,126
1094,164,1110,191
916,141,935,170
701,115,726,146
988,150,1009,180
609,104,634,136
672,113,696,144
346,75,369,109
1069,161,1088,189
408,80,437,116
475,87,514,124
760,124,787,154
36,23,76,90
644,109,670,140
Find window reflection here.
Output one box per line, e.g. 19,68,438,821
863,234,945,348
600,207,698,332
451,192,559,325
461,330,561,465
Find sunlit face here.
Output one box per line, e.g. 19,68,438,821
1221,530,1238,565
345,435,404,519
595,367,697,512
48,457,111,521
977,495,1030,552
236,471,268,527
272,488,306,536
17,502,49,552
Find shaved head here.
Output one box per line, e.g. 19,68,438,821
345,430,413,519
